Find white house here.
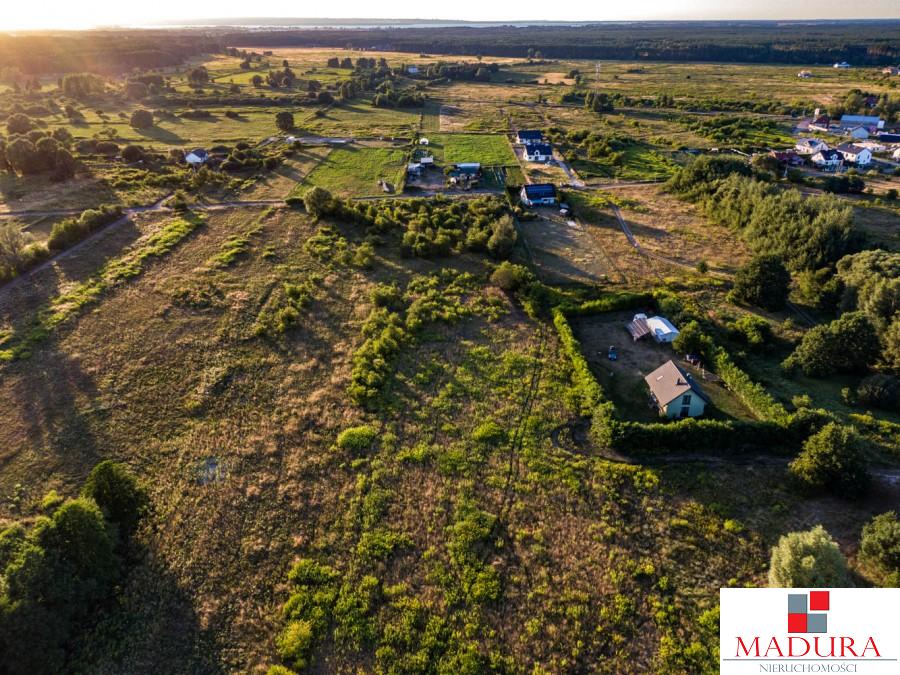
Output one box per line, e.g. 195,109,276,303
847,126,871,140
811,149,843,169
836,143,873,166
627,313,679,343
419,137,430,146
645,360,710,419
893,147,900,161
523,143,553,162
797,70,813,78
795,138,828,156
184,148,208,166
519,183,556,206
839,114,884,130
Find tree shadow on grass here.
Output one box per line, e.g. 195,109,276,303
137,125,185,145
81,555,225,674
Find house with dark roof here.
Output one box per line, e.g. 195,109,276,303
516,130,543,145
836,143,873,166
523,143,553,162
645,360,709,418
876,133,900,144
811,148,843,169
520,183,556,206
184,148,208,166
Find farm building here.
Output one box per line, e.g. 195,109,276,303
184,149,209,166
795,138,828,155
769,150,802,166
645,360,709,419
847,126,871,140
809,116,831,133
833,61,851,69
836,143,873,166
627,314,680,343
797,70,813,78
519,183,557,206
811,149,843,169
517,130,544,145
839,114,884,130
523,143,553,162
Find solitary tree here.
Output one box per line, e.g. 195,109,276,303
860,512,900,579
789,423,870,497
304,186,334,219
81,460,147,539
129,109,153,129
768,526,849,587
275,111,295,132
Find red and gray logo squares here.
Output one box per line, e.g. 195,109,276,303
788,591,830,633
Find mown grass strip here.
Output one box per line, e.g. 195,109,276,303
0,213,204,361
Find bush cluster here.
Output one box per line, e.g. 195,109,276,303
48,204,123,251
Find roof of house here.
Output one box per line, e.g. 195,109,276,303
836,142,869,154
627,315,651,340
814,149,843,161
797,138,825,147
525,143,553,156
185,149,208,163
517,130,543,140
522,183,556,199
646,315,679,338
876,133,900,143
645,360,709,407
455,162,481,173
840,114,881,125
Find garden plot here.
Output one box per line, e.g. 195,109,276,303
298,145,407,198
427,133,517,167
570,310,756,422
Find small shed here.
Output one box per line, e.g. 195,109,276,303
628,313,679,343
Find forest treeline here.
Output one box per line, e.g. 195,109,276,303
0,32,221,75
3,22,899,76
223,21,900,65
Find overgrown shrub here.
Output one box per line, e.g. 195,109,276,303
336,425,379,452
729,255,790,310
48,204,123,251
768,526,849,588
860,512,900,579
789,423,870,497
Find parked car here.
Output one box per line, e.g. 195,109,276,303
608,346,618,361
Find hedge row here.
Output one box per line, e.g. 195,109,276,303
550,292,825,456
712,348,789,423
606,417,784,454
552,308,605,415
559,291,654,317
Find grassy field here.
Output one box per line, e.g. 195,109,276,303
426,133,518,166
297,145,407,197
2,44,899,674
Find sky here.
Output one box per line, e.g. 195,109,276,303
2,0,898,30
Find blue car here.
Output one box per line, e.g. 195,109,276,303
608,346,618,361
